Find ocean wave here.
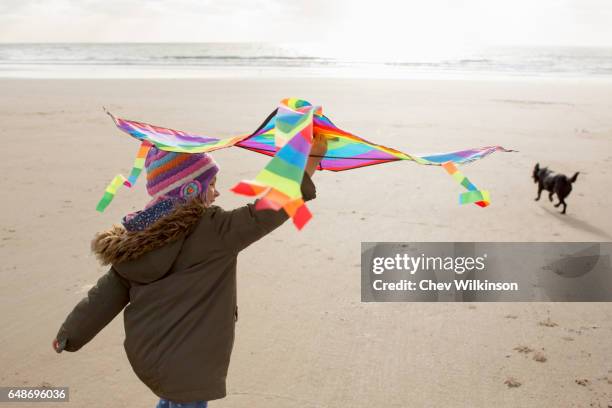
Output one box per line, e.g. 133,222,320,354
1,43,612,79
159,55,326,61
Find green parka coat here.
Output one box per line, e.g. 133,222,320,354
56,174,316,403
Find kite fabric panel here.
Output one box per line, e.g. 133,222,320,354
99,98,515,229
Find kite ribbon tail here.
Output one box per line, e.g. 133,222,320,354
125,141,153,187
96,174,127,212
283,198,312,230
96,141,153,212
442,162,490,207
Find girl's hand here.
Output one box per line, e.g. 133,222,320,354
306,133,328,176
310,133,328,158
52,338,64,353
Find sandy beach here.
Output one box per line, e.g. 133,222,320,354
1,78,611,407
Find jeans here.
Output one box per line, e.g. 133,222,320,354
156,399,208,408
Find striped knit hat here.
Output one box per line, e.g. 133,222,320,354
145,147,219,203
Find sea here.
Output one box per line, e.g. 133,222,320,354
1,43,611,79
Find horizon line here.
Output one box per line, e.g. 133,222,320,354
0,41,611,49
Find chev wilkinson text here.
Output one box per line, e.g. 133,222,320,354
372,279,518,291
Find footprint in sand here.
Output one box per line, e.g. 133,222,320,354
514,345,534,354
504,377,521,388
575,378,589,386
561,336,575,341
538,317,558,327
513,346,547,362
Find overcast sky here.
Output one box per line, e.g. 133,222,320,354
1,0,611,48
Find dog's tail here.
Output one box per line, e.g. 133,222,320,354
569,172,579,183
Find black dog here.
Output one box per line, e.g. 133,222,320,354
533,163,579,214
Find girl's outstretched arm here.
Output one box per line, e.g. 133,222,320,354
53,267,130,353
196,135,326,253
204,173,317,254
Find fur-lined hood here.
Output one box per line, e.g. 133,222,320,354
91,199,209,282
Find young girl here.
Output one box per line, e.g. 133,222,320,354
53,139,325,407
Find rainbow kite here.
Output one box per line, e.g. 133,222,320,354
99,98,514,229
